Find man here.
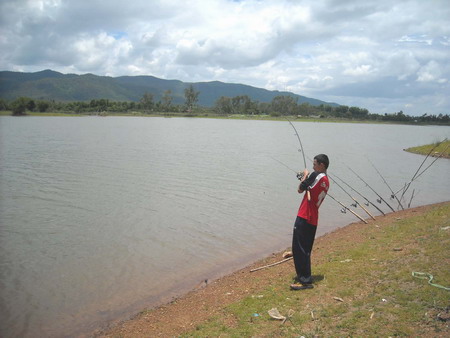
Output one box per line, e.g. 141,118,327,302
290,154,329,290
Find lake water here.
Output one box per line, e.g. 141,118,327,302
0,116,449,337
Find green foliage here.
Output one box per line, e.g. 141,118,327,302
184,85,199,111
140,92,154,111
271,95,298,115
0,98,8,110
161,90,173,112
11,97,30,115
37,101,50,112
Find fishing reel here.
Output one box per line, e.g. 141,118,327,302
297,170,310,181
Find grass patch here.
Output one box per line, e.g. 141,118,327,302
406,139,450,158
182,203,450,337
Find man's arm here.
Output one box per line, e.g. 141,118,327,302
297,169,309,193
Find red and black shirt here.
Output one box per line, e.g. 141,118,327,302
297,171,329,226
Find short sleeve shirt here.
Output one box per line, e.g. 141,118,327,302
297,172,329,226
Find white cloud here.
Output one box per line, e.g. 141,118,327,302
416,60,446,83
0,0,449,115
343,64,375,76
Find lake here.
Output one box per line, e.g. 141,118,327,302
0,116,449,337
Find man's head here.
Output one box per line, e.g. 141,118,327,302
313,154,329,172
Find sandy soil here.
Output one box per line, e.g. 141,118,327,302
94,203,447,337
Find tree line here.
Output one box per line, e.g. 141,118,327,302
1,87,448,124
0,85,201,116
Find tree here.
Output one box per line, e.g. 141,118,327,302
184,85,199,112
26,99,35,112
89,99,109,112
270,95,298,115
37,101,50,112
162,90,173,112
0,98,8,111
11,97,29,115
140,92,154,111
349,106,369,119
240,95,256,114
214,96,232,115
334,105,349,117
297,102,311,116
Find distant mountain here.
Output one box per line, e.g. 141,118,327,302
0,70,339,107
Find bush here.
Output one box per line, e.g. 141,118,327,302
11,97,29,115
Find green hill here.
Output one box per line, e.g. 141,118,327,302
0,69,339,107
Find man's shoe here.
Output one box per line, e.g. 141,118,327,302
290,283,314,290
293,276,313,284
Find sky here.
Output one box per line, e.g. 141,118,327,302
1,0,449,116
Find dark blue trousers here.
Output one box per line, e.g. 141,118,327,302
292,216,317,283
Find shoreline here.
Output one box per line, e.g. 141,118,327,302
95,201,450,337
2,111,449,126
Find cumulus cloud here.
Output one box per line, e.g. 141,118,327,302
0,0,449,115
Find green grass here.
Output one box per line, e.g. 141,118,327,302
182,203,450,337
406,140,450,158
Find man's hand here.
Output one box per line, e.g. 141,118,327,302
301,168,309,181
297,169,309,193
297,169,309,181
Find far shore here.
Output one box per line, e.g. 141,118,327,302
2,110,449,126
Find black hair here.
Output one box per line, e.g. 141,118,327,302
314,154,329,169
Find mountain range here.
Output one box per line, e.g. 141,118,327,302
0,69,339,107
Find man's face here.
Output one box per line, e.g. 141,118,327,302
313,159,325,172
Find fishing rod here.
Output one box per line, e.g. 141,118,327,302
327,174,376,220
327,193,368,224
346,165,396,213
394,141,449,199
408,189,416,208
411,144,449,181
331,172,386,216
284,117,313,202
367,159,404,210
395,138,447,200
284,117,307,179
400,144,448,208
